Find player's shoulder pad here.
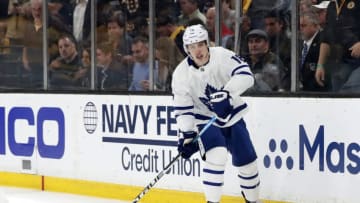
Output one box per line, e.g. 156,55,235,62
172,57,192,83
210,46,236,57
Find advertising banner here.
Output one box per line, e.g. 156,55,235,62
0,94,358,202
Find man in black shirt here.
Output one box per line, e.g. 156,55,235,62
315,0,360,92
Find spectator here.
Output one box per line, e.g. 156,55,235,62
0,21,11,87
72,0,90,43
244,29,284,92
106,12,133,65
156,1,178,20
48,0,73,29
0,22,10,54
202,0,215,14
96,41,131,90
221,0,236,30
246,0,291,29
264,10,291,90
300,0,315,13
299,12,328,91
73,44,91,88
46,0,73,36
22,0,60,88
177,0,206,26
225,14,252,55
5,0,28,46
312,1,330,29
49,34,82,89
22,0,43,88
315,0,360,92
129,36,159,91
95,0,112,43
130,16,149,38
48,34,60,62
155,15,186,90
156,15,187,57
155,37,182,91
205,7,233,45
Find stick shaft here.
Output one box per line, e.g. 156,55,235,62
132,116,216,203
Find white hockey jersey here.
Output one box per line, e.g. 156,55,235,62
172,46,254,132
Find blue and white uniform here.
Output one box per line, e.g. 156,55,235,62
172,24,261,203
172,46,253,129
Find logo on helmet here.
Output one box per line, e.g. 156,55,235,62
183,24,209,54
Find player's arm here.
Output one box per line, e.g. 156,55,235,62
210,53,254,121
223,54,254,96
171,68,196,132
172,70,199,159
315,42,330,87
172,90,196,132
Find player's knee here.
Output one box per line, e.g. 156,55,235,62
203,147,227,202
205,147,227,166
238,160,258,175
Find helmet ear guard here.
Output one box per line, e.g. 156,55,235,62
182,24,209,55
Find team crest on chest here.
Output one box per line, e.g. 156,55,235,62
199,84,221,111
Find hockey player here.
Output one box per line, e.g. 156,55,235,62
172,24,261,203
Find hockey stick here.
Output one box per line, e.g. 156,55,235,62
132,116,217,203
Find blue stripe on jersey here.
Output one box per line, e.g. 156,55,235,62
175,112,195,118
231,55,242,64
235,71,252,76
231,65,249,76
231,103,247,117
203,181,224,187
203,168,225,174
194,114,213,122
238,173,258,180
240,181,260,189
173,105,194,110
194,103,247,126
215,103,248,126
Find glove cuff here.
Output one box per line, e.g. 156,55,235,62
179,130,198,144
210,90,233,120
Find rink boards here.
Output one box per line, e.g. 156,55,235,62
0,94,359,203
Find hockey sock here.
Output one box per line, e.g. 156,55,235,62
237,160,260,202
202,147,227,202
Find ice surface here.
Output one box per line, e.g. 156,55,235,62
0,186,130,203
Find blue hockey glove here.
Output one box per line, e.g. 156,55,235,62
178,131,199,159
210,90,233,120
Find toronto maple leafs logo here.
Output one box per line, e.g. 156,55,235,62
199,84,221,111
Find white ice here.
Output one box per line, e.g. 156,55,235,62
0,186,130,203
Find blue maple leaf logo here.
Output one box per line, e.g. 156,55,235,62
199,84,220,111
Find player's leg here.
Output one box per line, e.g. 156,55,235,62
199,124,227,203
202,146,227,203
224,119,260,203
238,161,260,203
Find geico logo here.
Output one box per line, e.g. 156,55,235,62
0,107,65,159
299,125,360,175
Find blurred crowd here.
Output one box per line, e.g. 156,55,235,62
0,0,358,93
299,0,360,93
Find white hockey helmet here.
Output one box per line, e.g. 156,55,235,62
183,24,209,54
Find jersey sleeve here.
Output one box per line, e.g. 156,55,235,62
221,50,254,97
171,63,197,133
